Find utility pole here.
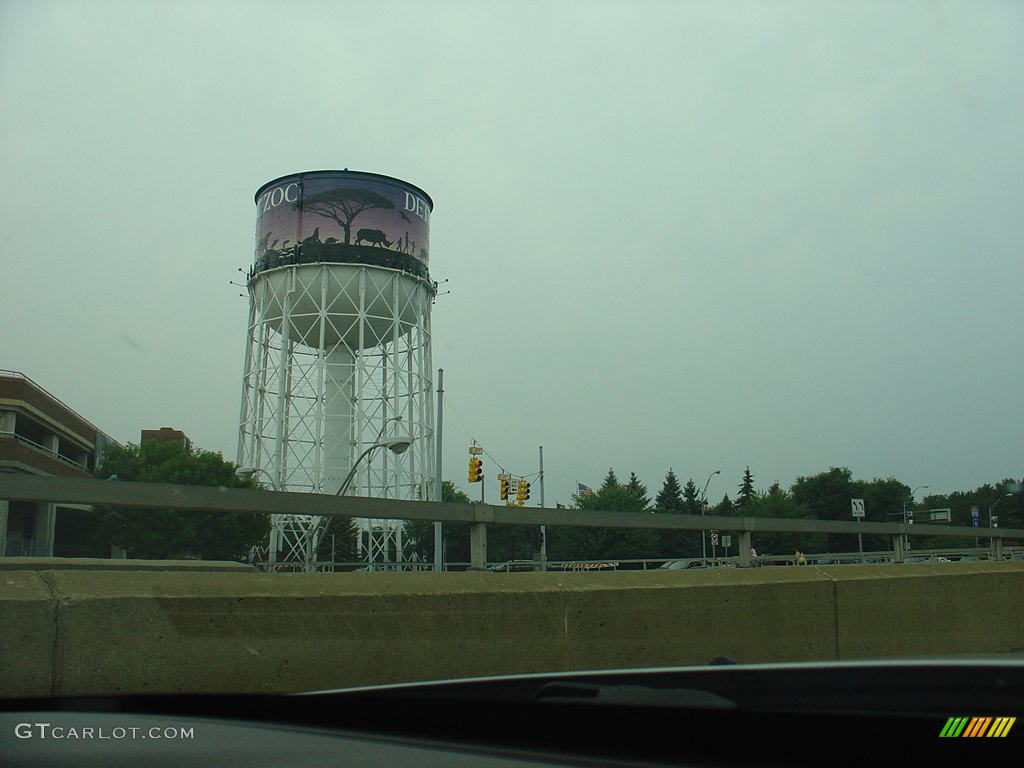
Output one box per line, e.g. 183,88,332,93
539,446,547,571
700,470,721,562
434,369,443,572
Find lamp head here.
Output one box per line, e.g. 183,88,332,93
235,467,257,480
381,437,412,455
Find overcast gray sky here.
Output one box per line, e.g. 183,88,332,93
2,0,1021,506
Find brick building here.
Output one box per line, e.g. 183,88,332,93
0,370,115,557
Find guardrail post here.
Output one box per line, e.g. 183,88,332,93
738,530,752,567
469,523,487,571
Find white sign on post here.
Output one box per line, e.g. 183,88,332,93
851,499,865,518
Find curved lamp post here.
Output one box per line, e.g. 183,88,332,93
234,466,276,488
333,418,413,573
236,418,412,571
700,470,721,561
337,438,413,499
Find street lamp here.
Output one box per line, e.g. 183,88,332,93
700,470,721,561
235,466,276,487
902,485,928,556
337,436,413,495
333,418,413,573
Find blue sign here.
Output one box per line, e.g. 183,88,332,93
972,518,979,528
971,506,980,519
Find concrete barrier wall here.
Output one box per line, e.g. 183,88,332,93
2,562,1022,697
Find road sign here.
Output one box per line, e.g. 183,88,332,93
971,506,980,519
722,535,732,548
929,508,951,523
710,531,719,546
851,498,865,518
972,518,979,528
468,445,483,455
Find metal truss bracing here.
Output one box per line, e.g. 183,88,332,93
237,263,435,571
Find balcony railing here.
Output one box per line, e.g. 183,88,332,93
0,431,89,471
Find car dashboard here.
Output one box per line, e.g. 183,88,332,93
2,660,1020,766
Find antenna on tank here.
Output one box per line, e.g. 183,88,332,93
432,278,450,304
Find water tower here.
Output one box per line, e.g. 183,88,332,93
237,170,435,569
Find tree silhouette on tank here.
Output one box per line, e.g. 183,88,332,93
296,187,395,245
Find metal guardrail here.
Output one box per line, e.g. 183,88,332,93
2,475,1019,537
2,475,1021,570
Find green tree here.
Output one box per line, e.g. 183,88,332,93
790,467,858,552
93,441,270,561
317,516,360,564
856,477,912,552
549,470,659,563
626,472,651,511
737,466,755,509
713,493,734,516
745,485,825,556
682,478,701,515
917,479,1023,550
654,469,700,558
600,468,620,491
655,470,684,513
790,467,913,553
403,481,472,563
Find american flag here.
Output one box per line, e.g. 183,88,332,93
576,482,594,496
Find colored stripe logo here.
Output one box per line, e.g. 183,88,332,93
940,716,1016,738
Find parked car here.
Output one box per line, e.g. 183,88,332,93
659,559,708,570
486,560,540,572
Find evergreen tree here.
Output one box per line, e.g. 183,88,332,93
656,470,700,558
715,493,734,516
682,479,701,515
549,473,659,562
317,517,360,563
737,466,755,508
626,472,650,510
655,470,684,513
601,468,620,491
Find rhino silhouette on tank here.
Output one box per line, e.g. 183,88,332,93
356,228,393,247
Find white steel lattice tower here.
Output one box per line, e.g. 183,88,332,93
237,171,435,570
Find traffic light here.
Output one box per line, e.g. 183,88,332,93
500,477,510,500
468,457,483,483
516,480,531,505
